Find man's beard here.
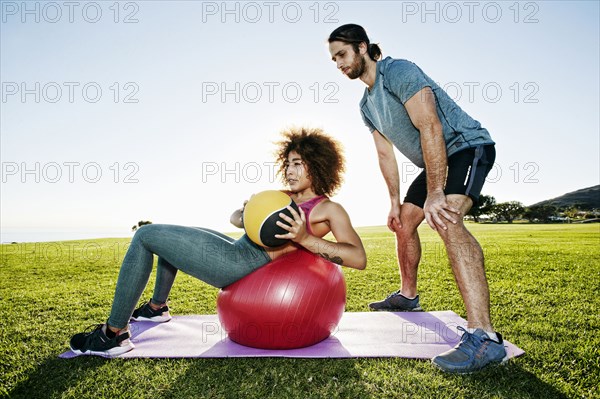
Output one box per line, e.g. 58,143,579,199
347,55,366,80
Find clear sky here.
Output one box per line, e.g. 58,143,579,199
1,0,599,240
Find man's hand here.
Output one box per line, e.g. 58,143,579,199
423,190,461,231
387,201,402,232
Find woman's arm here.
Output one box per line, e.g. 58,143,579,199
276,202,367,270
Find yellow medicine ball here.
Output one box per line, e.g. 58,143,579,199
243,190,299,248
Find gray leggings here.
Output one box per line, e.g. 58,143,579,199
107,224,271,329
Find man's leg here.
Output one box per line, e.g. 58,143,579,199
432,193,507,374
396,202,425,298
369,202,425,311
436,194,492,331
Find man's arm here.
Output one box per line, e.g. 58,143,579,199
404,87,460,230
372,129,402,231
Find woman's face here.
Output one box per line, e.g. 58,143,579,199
285,150,312,192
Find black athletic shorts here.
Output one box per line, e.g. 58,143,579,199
404,144,496,209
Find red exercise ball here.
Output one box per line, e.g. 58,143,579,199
217,249,346,349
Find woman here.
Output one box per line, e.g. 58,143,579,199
69,127,366,357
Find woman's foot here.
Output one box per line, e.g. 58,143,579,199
130,300,172,323
69,324,134,357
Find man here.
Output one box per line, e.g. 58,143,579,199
328,24,507,374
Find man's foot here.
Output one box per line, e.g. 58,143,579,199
432,327,508,374
69,324,134,357
130,300,172,322
368,291,423,311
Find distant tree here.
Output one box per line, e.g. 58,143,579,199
524,205,557,223
468,194,496,222
132,220,153,232
492,201,524,223
563,206,580,219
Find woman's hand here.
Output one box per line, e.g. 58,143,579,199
274,206,309,245
229,199,250,229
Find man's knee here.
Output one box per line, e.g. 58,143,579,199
396,206,423,251
446,194,473,216
400,202,425,229
431,195,472,237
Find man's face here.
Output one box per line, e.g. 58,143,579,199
329,41,366,80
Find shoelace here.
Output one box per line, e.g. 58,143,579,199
84,324,128,346
82,324,104,335
386,290,402,299
455,326,485,354
77,324,107,352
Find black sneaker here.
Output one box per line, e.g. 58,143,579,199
69,324,134,357
130,300,172,323
368,291,423,311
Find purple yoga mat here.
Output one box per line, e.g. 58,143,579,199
60,311,524,359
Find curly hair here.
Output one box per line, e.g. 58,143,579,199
275,127,345,196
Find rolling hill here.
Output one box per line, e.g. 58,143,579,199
531,185,600,210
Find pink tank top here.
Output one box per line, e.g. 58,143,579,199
290,194,328,235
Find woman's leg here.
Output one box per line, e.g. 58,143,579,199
107,224,270,329
150,257,177,306
150,227,238,305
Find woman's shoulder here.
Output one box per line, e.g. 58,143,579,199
313,198,347,216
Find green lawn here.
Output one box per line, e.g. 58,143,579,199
1,224,598,398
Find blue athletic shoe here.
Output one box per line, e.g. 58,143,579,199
432,327,508,374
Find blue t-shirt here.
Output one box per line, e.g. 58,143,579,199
360,57,495,168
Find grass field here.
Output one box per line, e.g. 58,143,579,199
1,223,598,398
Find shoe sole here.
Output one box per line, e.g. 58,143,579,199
368,306,423,312
69,341,135,358
431,351,510,374
130,314,172,323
